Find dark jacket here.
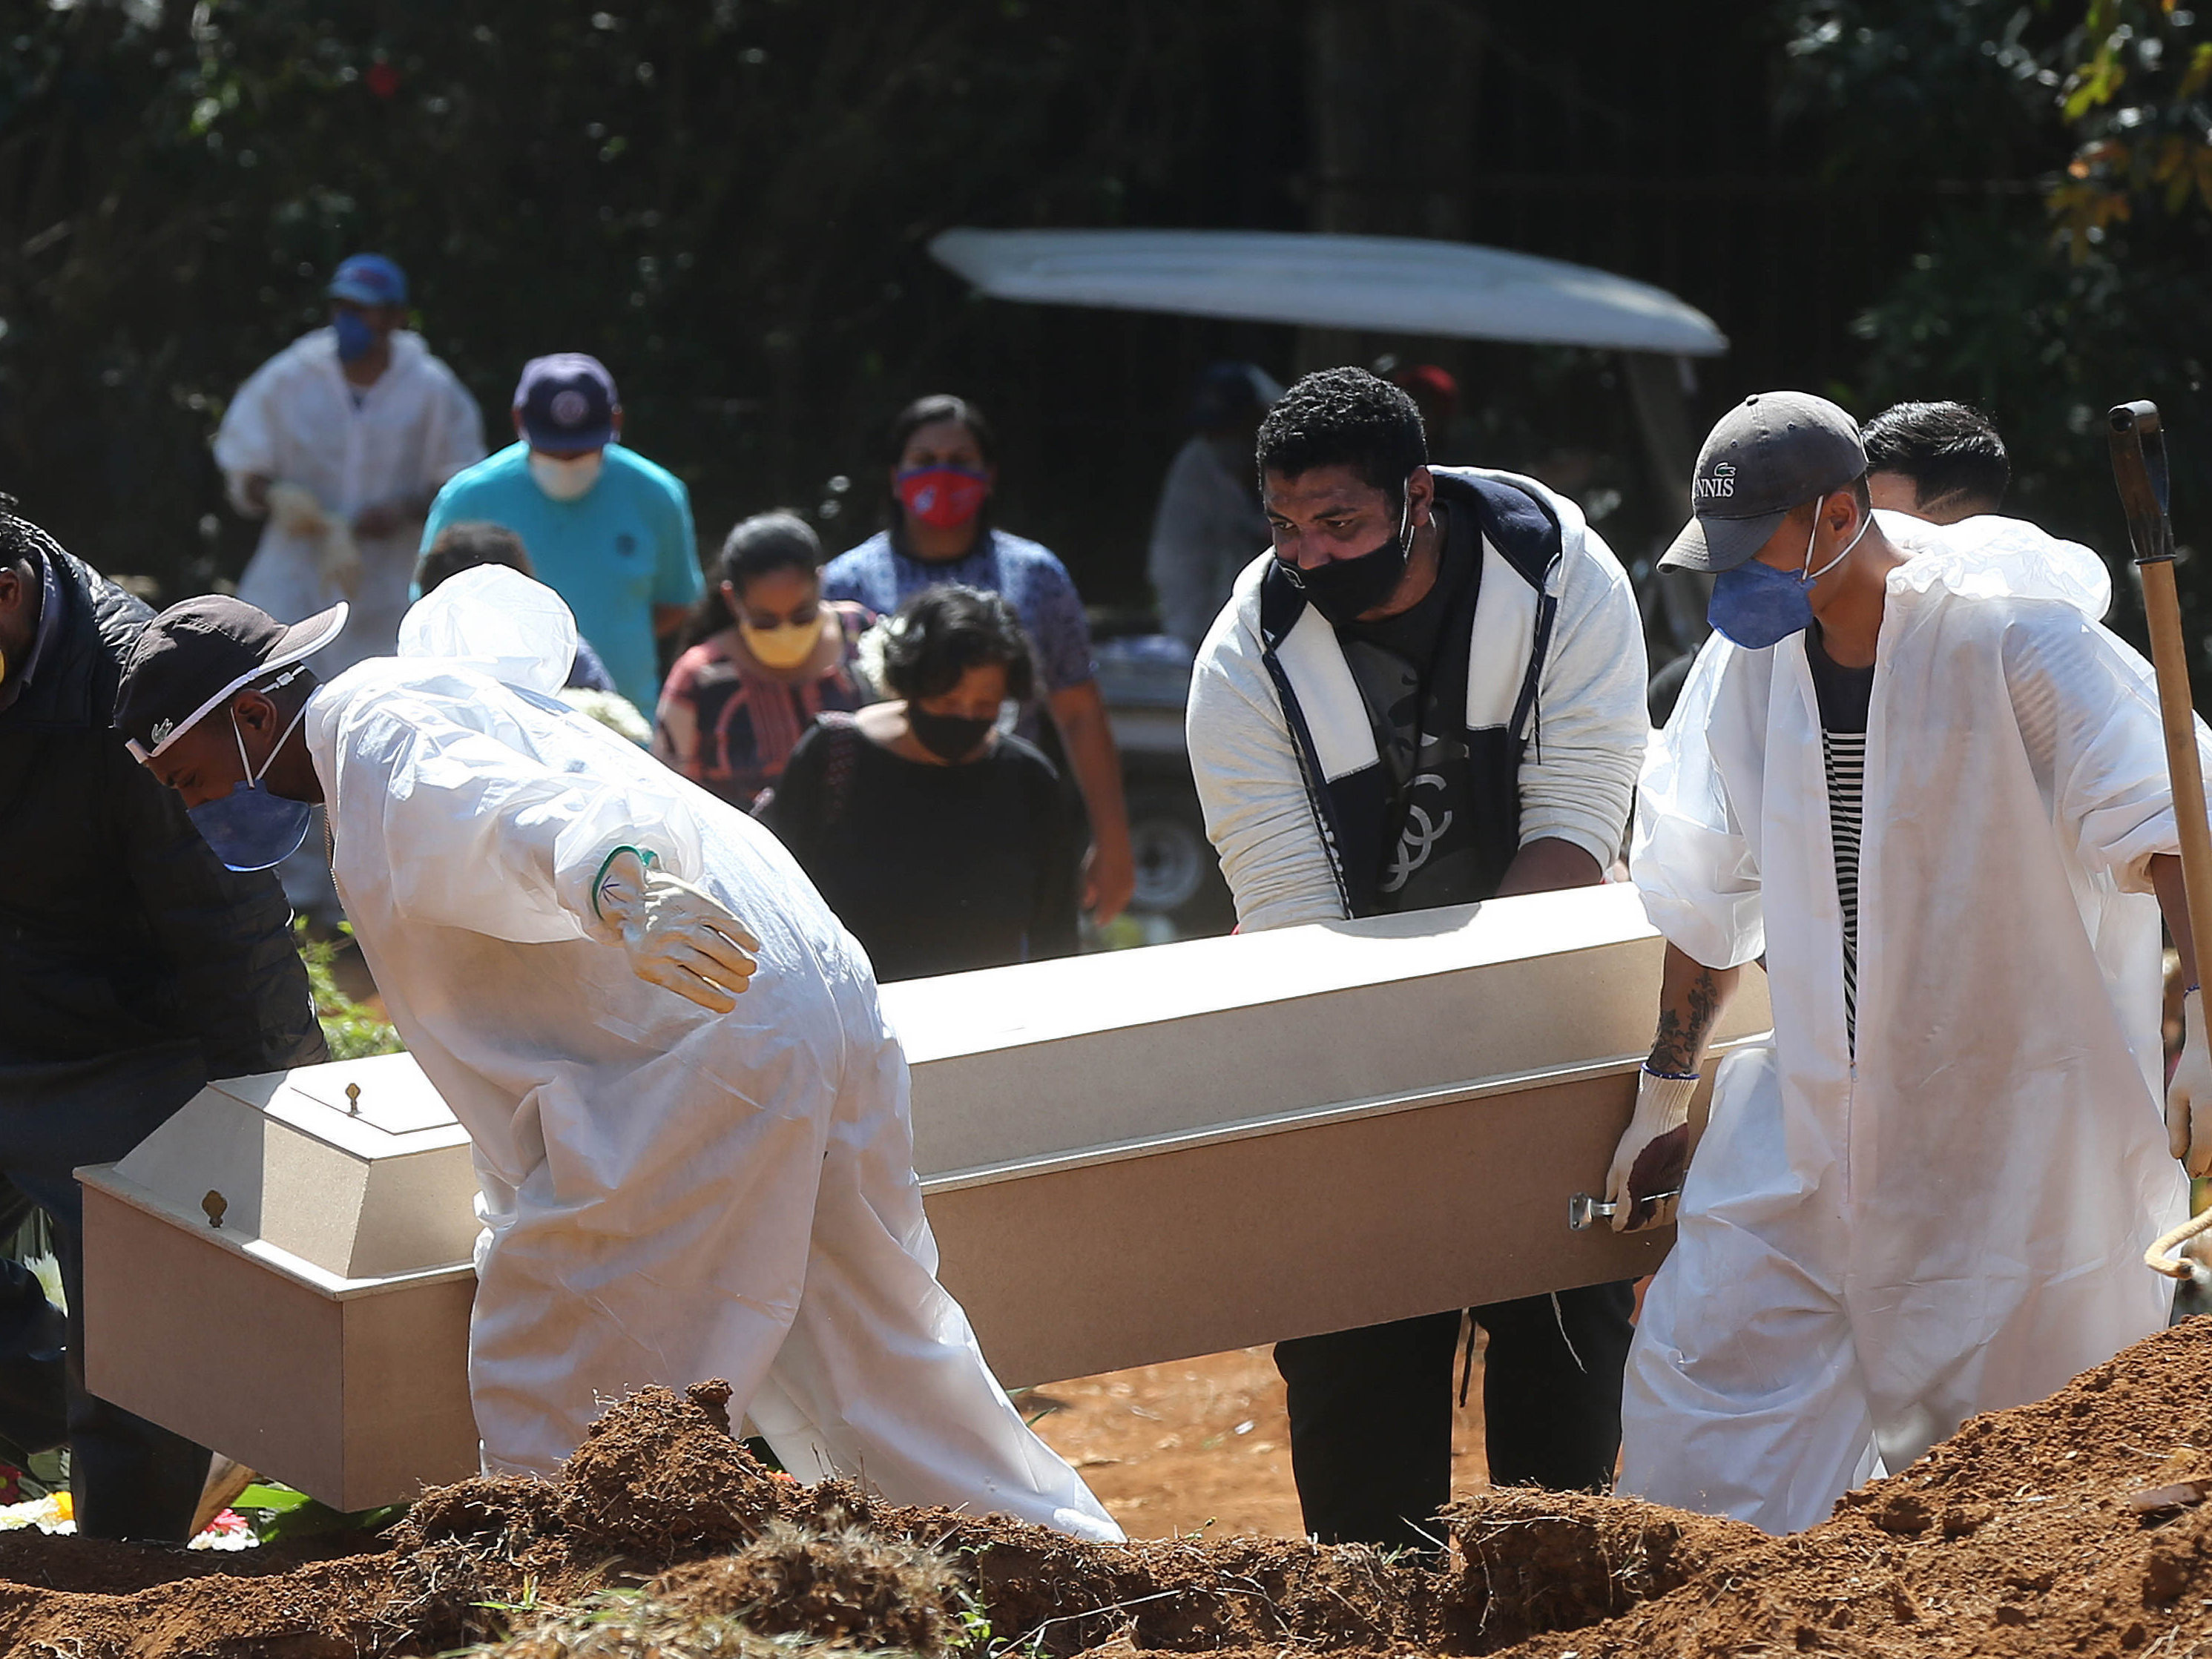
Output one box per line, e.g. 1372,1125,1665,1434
0,532,323,1142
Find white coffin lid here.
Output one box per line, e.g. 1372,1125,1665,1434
884,884,1754,1183
91,1051,478,1296
83,885,1754,1293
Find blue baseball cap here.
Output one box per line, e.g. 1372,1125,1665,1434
514,354,619,452
327,253,408,307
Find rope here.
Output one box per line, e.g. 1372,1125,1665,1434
2144,1204,2212,1282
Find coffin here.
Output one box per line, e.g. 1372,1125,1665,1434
79,884,1768,1507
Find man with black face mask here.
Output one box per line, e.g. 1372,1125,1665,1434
1184,367,1649,1551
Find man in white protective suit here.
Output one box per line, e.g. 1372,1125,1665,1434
215,254,486,675
109,566,1120,1541
1607,390,2207,1535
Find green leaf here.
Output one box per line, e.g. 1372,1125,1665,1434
231,1482,315,1514
231,1480,406,1543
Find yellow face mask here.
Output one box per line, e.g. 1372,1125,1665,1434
740,613,826,670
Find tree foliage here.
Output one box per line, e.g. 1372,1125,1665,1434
2053,0,2212,257
0,0,1297,604
1781,0,2212,676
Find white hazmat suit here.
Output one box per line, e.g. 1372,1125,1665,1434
303,567,1119,1540
217,327,484,672
1624,512,2193,1534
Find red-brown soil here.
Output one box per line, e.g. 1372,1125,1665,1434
1024,1342,1497,1539
8,1322,2212,1657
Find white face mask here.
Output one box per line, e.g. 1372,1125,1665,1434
530,450,605,502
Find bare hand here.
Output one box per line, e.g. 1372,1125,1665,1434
1083,837,1136,926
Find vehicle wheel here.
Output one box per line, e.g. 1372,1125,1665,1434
1124,783,1234,933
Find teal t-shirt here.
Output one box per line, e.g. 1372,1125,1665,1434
421,441,702,710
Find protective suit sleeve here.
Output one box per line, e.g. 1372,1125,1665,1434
1185,590,1348,932
2004,604,2212,892
1516,520,1650,870
212,354,288,513
1631,636,1765,969
421,363,489,489
317,685,705,943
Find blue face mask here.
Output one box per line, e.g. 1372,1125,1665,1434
332,308,378,363
187,706,314,872
1707,508,1870,650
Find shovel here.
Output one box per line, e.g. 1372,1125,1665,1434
2110,402,2212,1282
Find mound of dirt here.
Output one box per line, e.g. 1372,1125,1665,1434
1496,1317,2212,1658
4,1320,2212,1657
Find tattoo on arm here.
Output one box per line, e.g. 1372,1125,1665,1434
1649,966,1721,1075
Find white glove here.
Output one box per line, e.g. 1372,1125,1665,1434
2169,988,2212,1178
265,481,332,538
1604,1067,1699,1233
317,518,363,598
593,848,760,1013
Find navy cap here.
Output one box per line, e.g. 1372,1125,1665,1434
513,354,619,452
327,253,407,307
1661,392,1868,574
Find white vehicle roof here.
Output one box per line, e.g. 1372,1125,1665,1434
929,228,1727,357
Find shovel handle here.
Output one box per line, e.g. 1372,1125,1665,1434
2111,403,2212,1024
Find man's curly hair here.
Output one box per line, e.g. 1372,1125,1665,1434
0,495,42,572
1254,367,1428,505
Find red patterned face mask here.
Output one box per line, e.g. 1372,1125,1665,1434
895,466,990,530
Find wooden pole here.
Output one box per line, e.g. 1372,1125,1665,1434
2111,401,2212,1261
2136,555,2212,969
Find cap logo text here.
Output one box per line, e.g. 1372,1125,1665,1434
1693,461,1737,504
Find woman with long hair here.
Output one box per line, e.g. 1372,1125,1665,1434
653,509,872,808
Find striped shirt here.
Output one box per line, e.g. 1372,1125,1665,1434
1807,628,1875,1052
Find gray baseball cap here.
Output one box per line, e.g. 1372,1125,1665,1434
1661,392,1868,573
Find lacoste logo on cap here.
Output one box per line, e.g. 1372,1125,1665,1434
151,718,174,745
550,389,590,426
1693,461,1737,505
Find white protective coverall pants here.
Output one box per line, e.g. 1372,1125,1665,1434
1623,513,2192,1534
303,567,1119,1540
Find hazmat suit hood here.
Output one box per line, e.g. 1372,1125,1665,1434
398,564,577,693
1882,509,2113,621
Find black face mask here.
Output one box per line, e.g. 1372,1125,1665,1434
909,707,994,762
1280,492,1413,626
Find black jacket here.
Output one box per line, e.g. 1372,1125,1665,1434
0,534,323,1120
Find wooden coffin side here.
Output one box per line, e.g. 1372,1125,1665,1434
923,1053,1736,1390
335,1279,479,1510
81,1187,349,1500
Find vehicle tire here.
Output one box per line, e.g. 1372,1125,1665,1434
1125,782,1234,933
